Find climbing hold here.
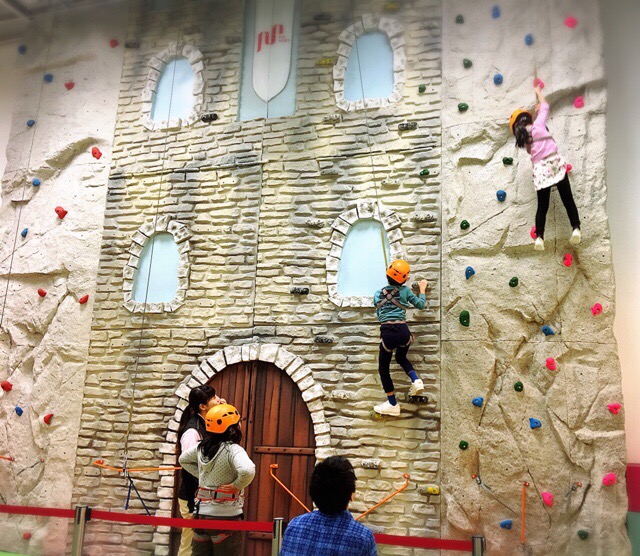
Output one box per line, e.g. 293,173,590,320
494,73,504,86
43,413,54,425
500,519,513,530
290,286,310,295
496,189,507,202
65,81,75,90
566,163,573,173
426,486,440,495
463,58,473,69
577,530,589,540
541,492,554,507
529,418,542,429
398,122,418,132
18,44,27,55
514,381,524,392
27,119,35,127
545,357,557,371
44,73,53,83
503,157,513,165
21,228,28,238
525,34,534,46
465,266,475,280
458,102,469,113
459,310,470,327
420,168,430,177
459,440,469,450
574,96,584,109
79,294,89,305
32,178,41,187
460,220,470,230
55,206,68,220
91,147,102,160
542,325,555,336
565,16,578,28
533,77,545,89
37,288,47,298
509,277,519,288
1,380,13,392
602,473,617,486
491,5,501,19
608,403,622,414
530,226,537,240
563,253,573,267
23,532,31,540
418,84,426,93
201,113,219,123
455,14,464,24
591,303,603,316
472,397,483,408
15,406,23,416
109,38,119,48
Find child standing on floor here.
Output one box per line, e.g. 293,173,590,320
511,84,581,251
373,259,428,416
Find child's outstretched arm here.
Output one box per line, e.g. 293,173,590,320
407,280,428,310
533,85,550,130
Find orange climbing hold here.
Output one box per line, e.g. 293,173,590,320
91,147,102,160
37,288,47,298
43,413,54,425
1,380,12,392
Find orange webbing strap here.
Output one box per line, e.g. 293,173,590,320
0,455,14,461
269,464,311,513
521,481,529,545
356,474,410,521
93,459,180,473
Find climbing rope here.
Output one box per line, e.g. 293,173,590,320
520,481,529,545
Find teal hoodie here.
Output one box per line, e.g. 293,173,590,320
374,285,426,323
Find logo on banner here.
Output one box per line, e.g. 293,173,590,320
256,24,289,52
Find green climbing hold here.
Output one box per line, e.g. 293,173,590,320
459,440,469,450
458,102,469,112
463,58,473,69
420,168,430,177
509,277,519,288
460,220,470,230
456,14,464,24
503,157,513,165
419,84,426,93
578,530,589,540
459,310,470,327
514,381,524,392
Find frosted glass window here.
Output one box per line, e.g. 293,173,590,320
344,32,394,102
132,232,180,303
338,220,391,297
151,58,195,122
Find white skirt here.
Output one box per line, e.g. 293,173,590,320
532,152,567,191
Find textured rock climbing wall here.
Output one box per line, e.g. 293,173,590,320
0,4,128,554
440,1,630,554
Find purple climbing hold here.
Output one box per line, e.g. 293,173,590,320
44,73,53,83
494,73,504,85
525,34,534,46
492,5,501,19
529,418,542,429
465,266,475,280
496,189,507,202
15,406,23,416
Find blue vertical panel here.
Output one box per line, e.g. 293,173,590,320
344,32,394,102
132,232,180,303
338,220,390,297
238,0,300,120
151,58,195,122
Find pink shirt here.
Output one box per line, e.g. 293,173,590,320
528,103,559,164
180,428,201,453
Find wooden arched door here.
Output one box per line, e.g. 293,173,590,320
170,361,316,556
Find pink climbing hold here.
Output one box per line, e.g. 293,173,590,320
530,226,537,240
79,294,89,305
533,77,545,89
608,403,622,415
546,357,557,371
574,96,584,109
602,473,617,486
591,303,603,316
563,253,573,267
43,413,54,425
64,81,75,91
565,16,578,28
55,206,68,220
109,39,119,48
542,491,554,507
37,288,47,298
23,532,31,540
566,163,573,173
91,147,102,160
1,380,13,392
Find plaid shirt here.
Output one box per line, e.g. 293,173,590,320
280,510,377,556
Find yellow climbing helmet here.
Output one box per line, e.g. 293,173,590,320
205,403,241,434
509,109,533,134
386,260,410,284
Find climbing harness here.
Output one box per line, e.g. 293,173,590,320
195,486,239,504
376,287,404,310
472,473,517,515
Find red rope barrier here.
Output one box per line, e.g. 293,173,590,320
0,505,75,519
374,533,472,551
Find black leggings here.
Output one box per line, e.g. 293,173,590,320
378,323,414,394
535,173,580,240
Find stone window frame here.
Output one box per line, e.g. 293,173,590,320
326,200,403,308
123,216,191,314
141,41,206,131
334,13,406,112
152,344,332,544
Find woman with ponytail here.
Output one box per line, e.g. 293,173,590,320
176,385,224,556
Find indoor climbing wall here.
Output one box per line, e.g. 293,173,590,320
440,1,630,554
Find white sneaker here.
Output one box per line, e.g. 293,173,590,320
373,400,401,416
534,237,545,251
570,228,581,245
408,379,425,397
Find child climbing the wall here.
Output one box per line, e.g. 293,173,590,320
373,259,428,416
511,84,581,251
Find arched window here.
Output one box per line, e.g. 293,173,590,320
151,57,195,122
132,232,180,303
337,219,390,297
344,32,394,102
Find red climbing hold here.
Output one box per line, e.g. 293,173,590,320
110,39,119,48
91,147,102,160
602,473,617,486
546,357,557,371
55,206,68,220
1,380,13,392
564,16,578,28
533,77,545,89
563,253,573,267
79,294,89,305
566,163,572,173
64,81,75,90
530,226,537,240
591,303,603,316
574,96,584,109
23,532,31,540
542,491,553,507
608,403,622,414
43,413,54,425
37,288,47,298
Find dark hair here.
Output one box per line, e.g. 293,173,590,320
514,114,533,150
387,276,403,286
309,456,356,515
198,424,243,461
177,384,217,444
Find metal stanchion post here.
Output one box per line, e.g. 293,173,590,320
271,517,285,556
71,505,91,556
472,534,486,556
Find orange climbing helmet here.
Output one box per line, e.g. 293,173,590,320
205,403,241,434
509,109,533,134
386,259,410,284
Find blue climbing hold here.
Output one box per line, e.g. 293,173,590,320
15,406,23,416
472,397,484,408
18,45,26,55
465,266,475,280
492,5,501,19
21,228,28,238
529,418,542,429
32,178,41,187
27,119,35,127
44,73,53,83
542,325,555,336
496,189,507,202
500,519,513,530
494,73,504,85
525,34,534,46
